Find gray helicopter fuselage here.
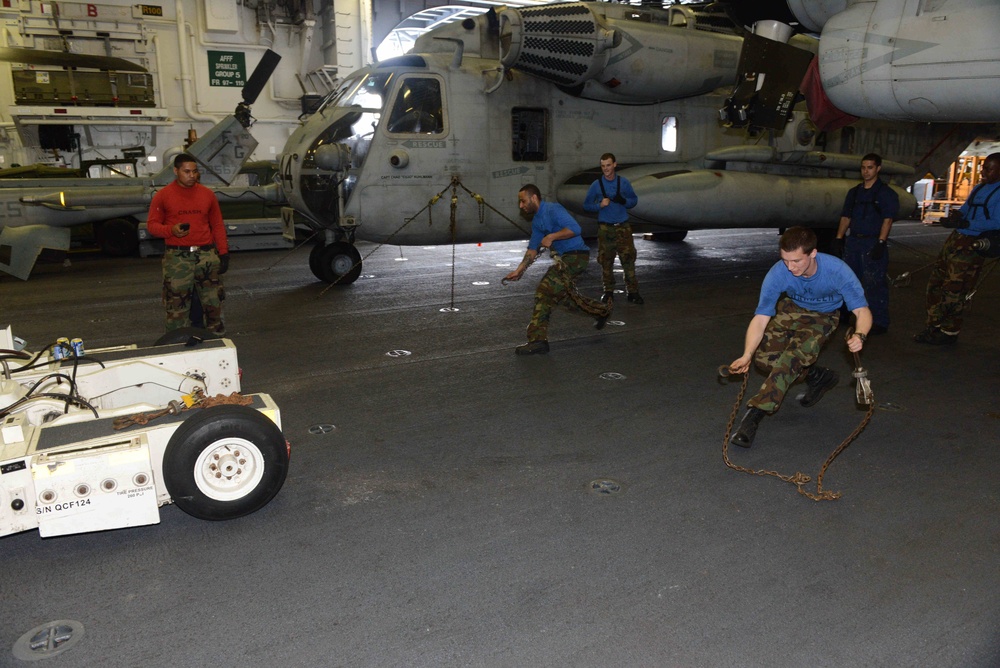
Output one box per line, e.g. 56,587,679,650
278,2,989,258
281,55,931,246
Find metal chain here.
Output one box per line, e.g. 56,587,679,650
720,368,874,501
449,183,458,308
316,177,530,300
889,259,937,288
316,176,531,308
454,180,531,236
263,228,321,271
112,389,253,430
965,257,999,303
315,189,449,297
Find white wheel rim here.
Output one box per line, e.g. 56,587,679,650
193,437,266,501
332,253,354,275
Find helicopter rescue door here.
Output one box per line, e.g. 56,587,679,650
357,75,449,242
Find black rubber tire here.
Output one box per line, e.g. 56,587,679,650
96,218,139,257
315,241,362,284
647,230,688,242
308,242,325,278
162,405,289,521
153,327,217,346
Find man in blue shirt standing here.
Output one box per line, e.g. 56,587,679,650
504,184,613,355
583,153,642,304
915,152,1000,345
728,227,871,448
831,153,899,334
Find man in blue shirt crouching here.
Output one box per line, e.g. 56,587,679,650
727,227,871,448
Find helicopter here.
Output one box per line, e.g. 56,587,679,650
0,49,285,280
277,0,999,285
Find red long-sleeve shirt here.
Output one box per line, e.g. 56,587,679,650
146,180,228,254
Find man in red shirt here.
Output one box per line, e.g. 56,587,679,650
146,153,229,334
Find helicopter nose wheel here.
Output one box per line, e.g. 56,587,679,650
310,241,363,284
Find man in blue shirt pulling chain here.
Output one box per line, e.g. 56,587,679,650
728,227,871,448
915,152,1000,345
504,184,613,355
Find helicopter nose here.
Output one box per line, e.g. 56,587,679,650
314,144,351,171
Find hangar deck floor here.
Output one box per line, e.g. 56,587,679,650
2,222,998,667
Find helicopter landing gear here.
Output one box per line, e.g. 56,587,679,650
645,230,688,242
309,241,362,284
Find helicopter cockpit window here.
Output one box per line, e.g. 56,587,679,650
386,78,444,135
340,71,394,110
511,108,547,161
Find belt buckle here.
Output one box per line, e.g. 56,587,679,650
189,245,199,252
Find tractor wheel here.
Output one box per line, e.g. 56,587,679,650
162,405,289,520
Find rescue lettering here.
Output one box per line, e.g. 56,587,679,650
401,140,446,149
492,167,530,178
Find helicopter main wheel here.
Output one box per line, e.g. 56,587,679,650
96,218,139,256
162,405,289,521
313,241,362,285
308,243,325,277
647,230,688,242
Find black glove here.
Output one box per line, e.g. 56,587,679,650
218,253,230,274
869,239,886,261
612,194,627,206
940,212,969,229
828,237,845,258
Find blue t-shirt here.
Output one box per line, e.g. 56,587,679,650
528,201,589,254
958,181,1000,237
840,180,900,236
755,253,868,316
583,175,638,224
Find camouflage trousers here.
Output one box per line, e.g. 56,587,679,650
597,222,639,293
925,230,984,333
526,252,611,342
162,248,225,334
748,297,839,414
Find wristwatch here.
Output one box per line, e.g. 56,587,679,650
855,332,867,342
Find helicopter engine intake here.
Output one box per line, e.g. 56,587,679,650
498,2,741,104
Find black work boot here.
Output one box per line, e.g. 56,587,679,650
515,340,549,355
731,407,766,448
594,300,613,329
800,366,839,407
626,293,644,305
601,291,614,304
913,327,958,345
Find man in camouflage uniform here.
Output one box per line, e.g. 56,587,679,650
915,152,1000,345
146,153,229,334
728,227,871,448
504,183,612,355
583,153,642,304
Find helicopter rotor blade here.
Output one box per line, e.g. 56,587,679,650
0,47,147,72
241,49,282,106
